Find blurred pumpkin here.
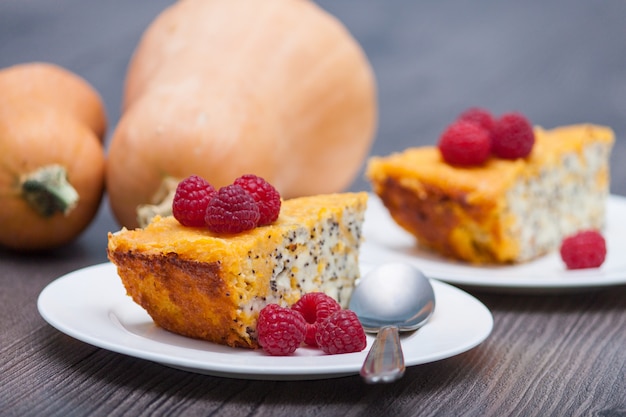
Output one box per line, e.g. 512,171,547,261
106,0,377,228
0,62,106,250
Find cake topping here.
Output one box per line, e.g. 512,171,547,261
171,173,282,232
458,107,496,133
560,230,607,269
438,107,536,166
234,174,281,225
492,112,535,159
205,184,260,234
438,120,492,166
291,292,342,347
256,304,307,356
172,175,216,227
315,309,367,355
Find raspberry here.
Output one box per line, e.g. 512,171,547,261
204,184,260,234
438,120,491,166
257,304,306,356
560,230,607,270
172,175,216,227
234,174,281,225
291,292,342,347
492,112,535,159
457,107,496,133
315,310,367,355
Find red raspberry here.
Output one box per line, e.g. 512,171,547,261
204,184,260,234
492,112,535,159
257,304,306,356
457,107,496,134
291,292,342,347
560,230,607,270
438,120,491,166
172,175,216,227
234,174,281,225
315,310,367,355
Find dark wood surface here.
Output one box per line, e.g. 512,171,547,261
1,1,625,416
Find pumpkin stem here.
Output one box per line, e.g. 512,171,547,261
20,164,79,217
136,176,179,227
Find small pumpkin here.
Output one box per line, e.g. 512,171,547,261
106,0,377,228
0,62,107,250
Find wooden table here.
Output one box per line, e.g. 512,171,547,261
1,1,625,416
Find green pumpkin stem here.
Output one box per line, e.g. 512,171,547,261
20,164,79,217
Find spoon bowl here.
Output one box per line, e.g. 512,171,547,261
349,262,435,383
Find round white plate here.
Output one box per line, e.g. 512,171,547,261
362,194,626,292
37,262,493,381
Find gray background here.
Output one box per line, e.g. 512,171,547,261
1,0,625,257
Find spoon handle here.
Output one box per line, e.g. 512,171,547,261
360,325,405,383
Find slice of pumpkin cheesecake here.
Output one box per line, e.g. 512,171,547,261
107,192,367,348
367,124,613,264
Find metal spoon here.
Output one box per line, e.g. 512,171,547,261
349,262,436,383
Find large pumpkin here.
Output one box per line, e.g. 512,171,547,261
106,0,377,228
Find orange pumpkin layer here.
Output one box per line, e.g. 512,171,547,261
107,192,367,348
367,124,614,264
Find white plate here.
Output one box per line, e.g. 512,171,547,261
362,194,626,292
37,262,492,380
